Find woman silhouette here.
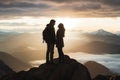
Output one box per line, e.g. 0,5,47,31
56,23,65,63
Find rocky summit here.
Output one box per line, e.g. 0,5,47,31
1,55,91,80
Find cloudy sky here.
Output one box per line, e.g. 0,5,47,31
0,0,120,18
0,0,120,31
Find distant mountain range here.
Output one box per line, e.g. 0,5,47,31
78,41,120,54
0,29,120,63
12,46,45,63
83,29,120,45
0,51,31,72
75,29,120,54
0,32,44,63
91,29,117,36
0,32,41,52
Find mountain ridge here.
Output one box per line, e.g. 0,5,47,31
91,29,118,36
0,51,32,72
84,61,113,78
78,41,120,54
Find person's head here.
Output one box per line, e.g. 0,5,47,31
58,23,65,37
58,23,65,30
49,19,56,26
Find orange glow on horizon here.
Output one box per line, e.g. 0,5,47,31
0,17,120,32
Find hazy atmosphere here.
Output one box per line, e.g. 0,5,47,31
0,0,120,79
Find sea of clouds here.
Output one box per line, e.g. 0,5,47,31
30,52,120,74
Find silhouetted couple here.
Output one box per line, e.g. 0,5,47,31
43,19,65,64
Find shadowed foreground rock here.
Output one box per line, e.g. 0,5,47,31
0,60,15,78
1,55,91,80
93,75,120,80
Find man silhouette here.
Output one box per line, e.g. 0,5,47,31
43,19,56,63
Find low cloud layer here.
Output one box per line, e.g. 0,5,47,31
0,0,120,18
68,52,120,74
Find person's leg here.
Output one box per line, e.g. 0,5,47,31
46,43,50,63
50,44,54,63
57,47,61,61
57,47,64,62
61,47,64,62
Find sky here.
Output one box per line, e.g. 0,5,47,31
0,0,120,32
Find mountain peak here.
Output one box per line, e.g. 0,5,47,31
98,29,105,32
97,29,110,34
91,29,116,36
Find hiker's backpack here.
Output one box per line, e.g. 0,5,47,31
42,26,49,43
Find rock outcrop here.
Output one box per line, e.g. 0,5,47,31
93,75,120,80
0,60,14,78
1,55,91,80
